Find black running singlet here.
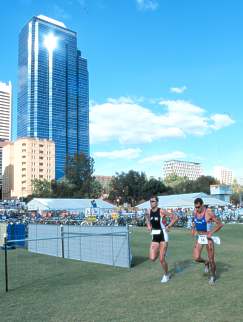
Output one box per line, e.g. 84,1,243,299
150,208,161,230
150,208,165,243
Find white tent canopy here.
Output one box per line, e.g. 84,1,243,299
27,198,115,211
136,192,229,209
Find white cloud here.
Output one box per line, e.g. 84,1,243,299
107,96,146,104
136,0,159,11
93,148,142,159
90,97,235,144
139,151,187,164
159,100,209,136
170,86,187,94
210,114,235,130
107,97,135,104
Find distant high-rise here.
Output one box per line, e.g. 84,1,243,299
0,81,11,141
163,160,203,181
0,81,12,198
17,15,89,179
214,166,233,185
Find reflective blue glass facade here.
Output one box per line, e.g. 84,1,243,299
17,16,89,179
77,52,89,157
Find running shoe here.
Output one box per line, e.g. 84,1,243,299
208,276,216,285
161,274,171,283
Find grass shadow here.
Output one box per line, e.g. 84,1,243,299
216,261,232,278
131,256,148,267
170,259,195,275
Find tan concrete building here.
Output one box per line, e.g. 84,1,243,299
2,138,55,199
0,81,12,198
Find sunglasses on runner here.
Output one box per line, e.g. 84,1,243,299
150,200,157,203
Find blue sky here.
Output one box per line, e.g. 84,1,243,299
1,0,243,179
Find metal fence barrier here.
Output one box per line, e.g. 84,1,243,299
1,224,131,292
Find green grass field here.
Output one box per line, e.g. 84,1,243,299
0,224,243,322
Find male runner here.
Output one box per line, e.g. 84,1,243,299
146,196,178,283
192,197,223,285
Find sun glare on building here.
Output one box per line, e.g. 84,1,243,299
44,33,58,52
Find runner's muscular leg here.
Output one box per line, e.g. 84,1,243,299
149,242,160,261
159,241,168,274
193,241,208,264
206,239,216,275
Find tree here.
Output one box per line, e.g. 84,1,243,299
108,170,147,206
164,174,218,194
192,176,218,194
32,179,52,197
143,178,172,200
231,178,243,205
65,153,95,197
164,174,190,194
164,174,188,189
172,178,194,194
231,192,240,205
89,179,103,198
50,179,75,198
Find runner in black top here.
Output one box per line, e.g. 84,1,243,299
149,207,167,243
146,196,178,283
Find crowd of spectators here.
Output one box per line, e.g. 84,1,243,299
1,199,243,227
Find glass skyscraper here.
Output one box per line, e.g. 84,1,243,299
17,15,89,179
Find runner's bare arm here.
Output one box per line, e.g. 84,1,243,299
206,209,224,237
191,221,197,236
145,209,152,231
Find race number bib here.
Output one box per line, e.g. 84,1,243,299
151,229,161,235
198,235,208,245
